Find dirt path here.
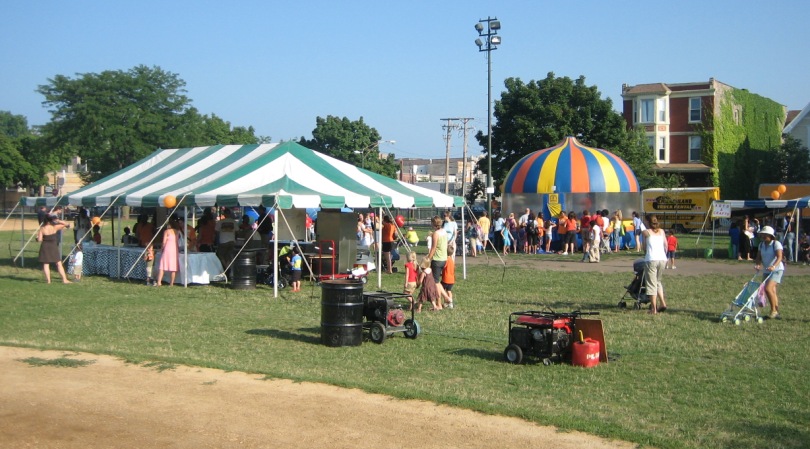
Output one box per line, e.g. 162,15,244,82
0,346,639,449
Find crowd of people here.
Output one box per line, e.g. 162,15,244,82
31,202,793,321
466,208,632,261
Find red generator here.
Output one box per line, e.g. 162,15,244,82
504,310,599,365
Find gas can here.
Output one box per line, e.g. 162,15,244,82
571,338,600,368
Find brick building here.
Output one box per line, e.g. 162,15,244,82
621,78,786,194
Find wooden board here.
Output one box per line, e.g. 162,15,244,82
575,319,608,363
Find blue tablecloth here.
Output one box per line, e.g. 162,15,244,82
83,245,147,279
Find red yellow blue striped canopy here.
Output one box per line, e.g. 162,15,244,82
503,137,639,193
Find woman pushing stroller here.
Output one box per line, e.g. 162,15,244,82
754,226,784,320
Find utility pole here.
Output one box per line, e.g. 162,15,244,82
459,118,474,201
440,118,460,195
440,117,474,197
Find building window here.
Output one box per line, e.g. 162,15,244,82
689,97,701,122
689,136,702,162
658,137,666,162
640,99,654,123
658,98,667,122
646,136,654,150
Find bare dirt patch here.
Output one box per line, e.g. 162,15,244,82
0,346,639,449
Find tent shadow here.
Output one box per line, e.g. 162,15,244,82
448,348,507,363
246,327,321,345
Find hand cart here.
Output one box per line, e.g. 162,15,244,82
362,291,421,344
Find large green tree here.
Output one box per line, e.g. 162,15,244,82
0,111,45,189
299,115,398,178
769,134,810,183
476,72,628,190
37,65,257,181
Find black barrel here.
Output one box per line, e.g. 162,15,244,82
321,280,364,347
231,250,257,290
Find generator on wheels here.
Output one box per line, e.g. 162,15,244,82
362,291,421,344
504,310,599,365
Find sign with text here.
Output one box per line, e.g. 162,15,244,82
712,201,731,218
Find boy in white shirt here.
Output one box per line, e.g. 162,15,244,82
588,220,602,263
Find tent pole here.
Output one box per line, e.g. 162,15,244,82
20,203,25,267
273,207,278,298
377,206,382,290
183,206,188,288
461,206,466,280
695,202,714,247
116,206,121,278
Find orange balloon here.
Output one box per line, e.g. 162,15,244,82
91,216,101,225
770,190,780,200
777,184,787,194
163,195,177,208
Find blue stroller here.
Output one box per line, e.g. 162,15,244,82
719,272,770,325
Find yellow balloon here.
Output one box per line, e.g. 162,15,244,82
163,195,177,208
777,184,787,194
770,190,780,200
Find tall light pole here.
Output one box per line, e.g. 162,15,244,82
475,17,501,217
355,140,395,170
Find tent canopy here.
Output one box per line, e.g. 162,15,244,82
714,197,810,209
503,136,639,194
22,142,464,210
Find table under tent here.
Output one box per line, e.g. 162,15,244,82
18,142,464,295
707,196,810,262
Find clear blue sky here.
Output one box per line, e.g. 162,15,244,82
2,1,808,160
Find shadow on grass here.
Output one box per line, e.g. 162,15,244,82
725,411,810,449
491,298,619,313
246,327,321,345
448,347,516,363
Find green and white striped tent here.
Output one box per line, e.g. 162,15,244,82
21,141,464,209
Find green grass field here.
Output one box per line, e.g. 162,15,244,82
1,230,808,449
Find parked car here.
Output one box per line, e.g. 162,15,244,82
453,206,486,221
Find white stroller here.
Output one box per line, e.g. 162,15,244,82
719,272,770,325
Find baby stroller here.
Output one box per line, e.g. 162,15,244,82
381,240,402,273
618,259,652,309
719,272,769,325
256,245,294,289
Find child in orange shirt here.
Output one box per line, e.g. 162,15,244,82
441,256,455,309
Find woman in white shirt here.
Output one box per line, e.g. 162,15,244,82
642,215,668,314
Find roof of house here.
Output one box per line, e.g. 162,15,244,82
784,102,810,133
654,163,712,173
622,83,670,95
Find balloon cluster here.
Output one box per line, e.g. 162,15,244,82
770,184,787,200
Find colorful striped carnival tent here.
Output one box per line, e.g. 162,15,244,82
501,136,640,220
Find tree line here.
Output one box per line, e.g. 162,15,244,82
2,66,806,200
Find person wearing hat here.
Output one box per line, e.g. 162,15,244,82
754,225,785,319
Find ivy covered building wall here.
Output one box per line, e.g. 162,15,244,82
707,84,786,199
